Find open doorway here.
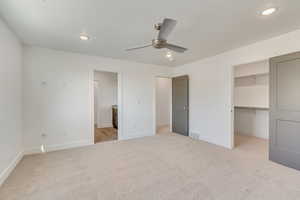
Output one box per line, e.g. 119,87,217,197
232,60,269,152
155,77,172,134
94,71,118,143
155,75,189,136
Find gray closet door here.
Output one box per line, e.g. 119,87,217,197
172,75,189,136
270,52,300,170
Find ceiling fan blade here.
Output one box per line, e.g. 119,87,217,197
165,43,187,53
126,44,152,51
158,18,177,40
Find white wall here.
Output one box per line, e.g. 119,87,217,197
156,77,171,128
234,60,269,109
0,19,23,185
234,109,269,139
173,29,300,148
234,60,269,78
94,71,117,128
23,46,171,154
234,78,269,108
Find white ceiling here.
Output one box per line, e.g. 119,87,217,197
1,0,300,67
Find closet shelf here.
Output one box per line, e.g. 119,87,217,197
234,72,269,79
234,106,269,110
235,85,268,89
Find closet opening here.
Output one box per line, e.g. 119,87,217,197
233,60,269,153
93,70,118,143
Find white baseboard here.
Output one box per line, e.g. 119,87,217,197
25,140,94,155
189,130,231,149
119,131,154,140
0,151,24,186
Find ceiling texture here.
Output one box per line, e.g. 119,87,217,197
0,0,300,67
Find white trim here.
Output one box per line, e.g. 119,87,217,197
189,130,229,147
119,131,153,140
90,70,96,144
94,80,100,128
25,140,93,155
230,64,235,149
0,151,24,186
117,72,123,140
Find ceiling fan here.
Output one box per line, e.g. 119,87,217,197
126,18,187,53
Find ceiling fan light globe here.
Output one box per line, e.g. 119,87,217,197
166,51,172,58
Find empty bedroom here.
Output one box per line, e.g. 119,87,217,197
1,1,300,199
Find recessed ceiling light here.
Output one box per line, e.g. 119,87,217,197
80,34,90,41
262,7,277,16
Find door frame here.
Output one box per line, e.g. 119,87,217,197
90,70,123,143
94,80,100,127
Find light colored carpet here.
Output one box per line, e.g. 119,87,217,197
1,133,300,200
94,127,117,143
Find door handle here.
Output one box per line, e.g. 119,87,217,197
184,106,189,111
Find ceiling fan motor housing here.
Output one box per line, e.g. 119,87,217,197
126,18,187,52
154,23,162,30
152,39,166,49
